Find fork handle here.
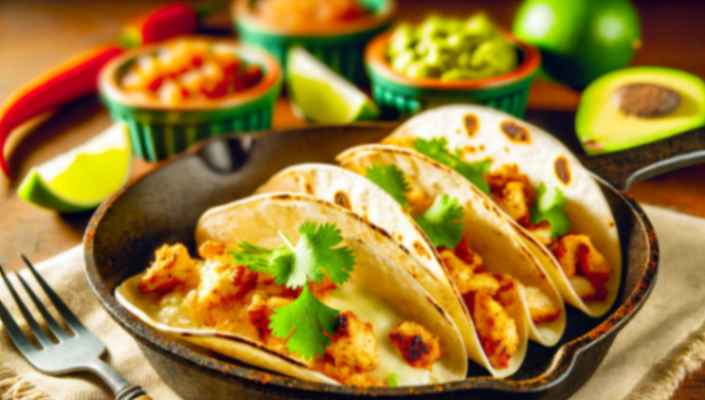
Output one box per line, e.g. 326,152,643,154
116,385,151,400
86,359,151,400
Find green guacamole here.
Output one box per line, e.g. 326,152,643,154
387,14,518,81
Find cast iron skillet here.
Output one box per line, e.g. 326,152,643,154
84,120,662,399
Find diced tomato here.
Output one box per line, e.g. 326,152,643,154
248,305,272,340
236,64,263,90
462,291,475,311
202,79,229,99
453,237,474,265
221,59,242,78
231,266,258,301
191,54,204,68
147,76,164,92
280,286,302,299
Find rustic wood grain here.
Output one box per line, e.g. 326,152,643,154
1,1,704,398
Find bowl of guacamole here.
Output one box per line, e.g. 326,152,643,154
366,13,540,117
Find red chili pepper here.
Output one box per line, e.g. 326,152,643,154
0,45,122,177
119,2,199,48
0,2,220,178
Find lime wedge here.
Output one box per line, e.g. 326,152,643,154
287,46,379,124
18,123,131,213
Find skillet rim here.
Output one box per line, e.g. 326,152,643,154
83,123,659,396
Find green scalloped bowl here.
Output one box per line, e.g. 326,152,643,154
99,38,282,162
233,0,395,85
366,31,541,118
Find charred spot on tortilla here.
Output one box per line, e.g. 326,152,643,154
412,240,431,259
304,182,314,194
334,191,351,210
393,232,404,242
463,113,479,136
554,156,572,185
501,120,530,143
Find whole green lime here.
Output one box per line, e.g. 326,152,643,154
513,0,640,88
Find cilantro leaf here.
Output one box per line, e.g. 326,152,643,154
365,164,409,206
453,159,492,194
413,137,491,193
232,222,355,288
415,194,464,248
531,183,571,238
386,373,400,387
232,221,356,360
292,222,355,286
231,243,293,285
269,286,340,359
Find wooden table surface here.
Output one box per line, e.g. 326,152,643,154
1,0,704,398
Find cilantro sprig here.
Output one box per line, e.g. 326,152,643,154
269,286,340,359
413,137,491,194
363,163,465,249
531,183,571,238
231,222,355,359
365,164,409,206
415,194,464,248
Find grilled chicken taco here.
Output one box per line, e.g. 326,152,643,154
116,192,467,387
384,105,621,318
259,163,531,377
335,147,566,350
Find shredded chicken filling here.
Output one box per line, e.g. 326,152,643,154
439,243,519,369
487,164,612,302
404,185,521,369
137,241,440,387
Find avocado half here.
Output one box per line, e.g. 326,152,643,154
576,66,705,155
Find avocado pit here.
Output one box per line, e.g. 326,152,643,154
616,83,681,118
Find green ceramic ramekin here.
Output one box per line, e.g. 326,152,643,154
99,39,282,162
365,32,541,118
233,0,395,85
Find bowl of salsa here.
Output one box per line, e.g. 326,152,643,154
100,37,282,162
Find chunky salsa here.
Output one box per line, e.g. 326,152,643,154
120,39,263,105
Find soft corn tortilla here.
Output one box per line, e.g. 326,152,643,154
258,163,529,377
118,193,468,387
386,104,621,317
337,145,565,350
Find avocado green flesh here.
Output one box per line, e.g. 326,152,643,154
576,67,705,155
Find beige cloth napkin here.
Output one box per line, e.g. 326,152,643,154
2,205,705,400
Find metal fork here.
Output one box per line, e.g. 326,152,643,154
0,255,150,400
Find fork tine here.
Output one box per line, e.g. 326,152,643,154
15,271,71,340
0,294,37,353
0,264,53,347
20,254,86,333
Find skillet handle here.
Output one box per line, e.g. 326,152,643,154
581,126,705,190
